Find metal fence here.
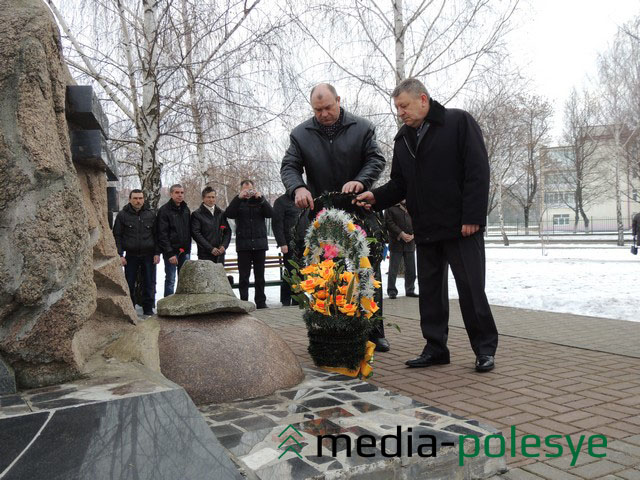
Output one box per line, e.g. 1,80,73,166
486,217,634,236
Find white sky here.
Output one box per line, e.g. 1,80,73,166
507,0,640,141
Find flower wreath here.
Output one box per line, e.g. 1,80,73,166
294,208,380,320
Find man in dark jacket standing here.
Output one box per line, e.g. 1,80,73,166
356,78,498,373
191,186,231,264
225,180,273,309
113,189,159,315
157,184,191,297
272,193,309,306
280,83,390,352
384,201,417,299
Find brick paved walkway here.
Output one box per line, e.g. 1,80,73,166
253,300,640,479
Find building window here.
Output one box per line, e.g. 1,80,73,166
544,192,575,207
553,214,570,226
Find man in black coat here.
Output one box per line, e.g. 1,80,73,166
156,184,191,297
384,201,417,299
272,193,309,306
191,186,231,264
356,78,499,373
280,83,390,352
113,189,160,315
224,180,273,309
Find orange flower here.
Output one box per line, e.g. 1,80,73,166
371,278,382,289
300,264,317,275
300,278,318,292
339,303,357,316
303,247,310,256
312,299,329,315
319,266,334,280
335,294,346,307
319,259,335,269
338,285,348,295
315,289,328,300
313,220,320,228
347,222,356,232
361,296,379,314
341,271,354,283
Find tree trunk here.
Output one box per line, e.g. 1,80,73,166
614,129,625,246
498,183,509,246
393,0,405,83
523,206,530,236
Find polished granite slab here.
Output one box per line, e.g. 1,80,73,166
0,372,242,480
200,368,507,480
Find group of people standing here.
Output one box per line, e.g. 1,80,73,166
114,77,500,373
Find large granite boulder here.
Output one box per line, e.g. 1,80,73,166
156,259,304,404
158,314,304,404
0,0,139,388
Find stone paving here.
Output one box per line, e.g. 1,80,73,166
253,299,640,479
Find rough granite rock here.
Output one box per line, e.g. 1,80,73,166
157,261,255,316
0,353,16,395
158,314,304,404
0,0,138,388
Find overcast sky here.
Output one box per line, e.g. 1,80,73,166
507,0,640,141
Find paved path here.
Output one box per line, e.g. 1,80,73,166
253,300,640,479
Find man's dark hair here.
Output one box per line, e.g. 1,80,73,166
391,78,430,99
310,83,338,101
169,184,184,194
129,189,143,199
240,179,254,188
202,186,216,198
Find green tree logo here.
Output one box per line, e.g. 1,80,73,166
278,424,303,459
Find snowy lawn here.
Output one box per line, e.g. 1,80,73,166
153,242,639,323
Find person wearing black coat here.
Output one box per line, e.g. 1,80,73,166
280,83,390,352
191,186,231,264
384,202,417,299
272,194,309,306
156,184,191,297
356,78,499,373
112,189,160,315
224,180,274,308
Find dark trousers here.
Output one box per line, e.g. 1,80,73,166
238,249,266,305
280,250,296,306
124,254,155,310
387,249,416,296
416,232,498,357
163,253,189,297
369,262,385,340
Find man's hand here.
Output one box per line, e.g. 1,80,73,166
461,224,480,237
400,232,413,243
280,245,289,254
295,187,314,210
253,191,262,198
342,181,364,194
168,255,178,265
219,246,225,254
153,255,160,265
353,191,376,210
239,190,251,199
120,256,127,266
212,247,221,256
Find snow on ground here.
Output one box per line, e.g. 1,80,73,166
154,241,639,323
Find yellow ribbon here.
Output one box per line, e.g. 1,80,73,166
320,341,376,379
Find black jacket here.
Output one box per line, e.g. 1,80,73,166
633,212,640,238
224,195,273,251
272,194,309,248
373,99,489,243
191,204,231,258
112,203,157,256
156,200,191,257
384,204,415,252
280,110,386,198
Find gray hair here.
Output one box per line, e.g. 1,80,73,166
169,184,184,193
391,78,429,99
310,83,338,101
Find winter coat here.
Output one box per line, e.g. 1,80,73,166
281,110,386,198
191,204,231,258
384,204,416,252
633,212,640,238
156,199,191,258
272,194,308,249
373,99,489,243
224,195,273,251
112,203,157,256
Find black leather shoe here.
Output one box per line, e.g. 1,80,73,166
475,355,495,372
388,294,397,299
373,338,390,352
406,293,419,298
256,303,268,309
405,353,450,368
